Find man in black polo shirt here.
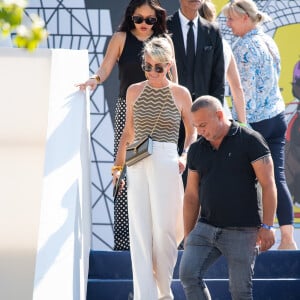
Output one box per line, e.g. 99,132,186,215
179,95,277,300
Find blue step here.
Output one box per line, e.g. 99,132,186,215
87,250,300,300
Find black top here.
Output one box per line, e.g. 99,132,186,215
187,121,271,227
118,31,147,98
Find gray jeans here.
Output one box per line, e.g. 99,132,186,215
179,222,259,300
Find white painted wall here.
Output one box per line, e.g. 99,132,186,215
0,48,91,300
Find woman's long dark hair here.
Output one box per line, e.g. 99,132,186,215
118,0,167,35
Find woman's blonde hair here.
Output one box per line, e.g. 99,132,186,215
142,36,173,64
199,0,216,23
222,0,272,25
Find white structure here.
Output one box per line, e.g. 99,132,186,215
0,48,91,300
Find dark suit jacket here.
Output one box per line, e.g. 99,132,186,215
167,11,225,103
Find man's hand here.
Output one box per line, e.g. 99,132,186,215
257,227,276,251
178,155,187,174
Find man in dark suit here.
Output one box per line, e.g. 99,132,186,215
167,0,225,158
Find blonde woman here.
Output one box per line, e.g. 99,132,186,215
113,36,196,299
222,0,297,250
199,0,246,124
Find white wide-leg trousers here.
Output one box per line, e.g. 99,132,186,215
127,141,184,300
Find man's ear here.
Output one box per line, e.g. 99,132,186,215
216,109,224,120
243,13,250,22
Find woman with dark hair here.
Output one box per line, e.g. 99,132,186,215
77,0,177,251
119,0,167,35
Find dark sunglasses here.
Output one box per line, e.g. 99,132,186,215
142,63,166,73
132,16,157,25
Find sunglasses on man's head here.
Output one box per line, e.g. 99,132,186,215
132,16,157,25
142,63,166,73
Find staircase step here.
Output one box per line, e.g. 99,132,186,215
88,250,133,280
88,250,300,279
86,279,229,300
87,250,300,299
86,278,300,300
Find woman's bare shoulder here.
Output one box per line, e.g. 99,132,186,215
170,82,190,97
127,81,147,101
110,31,126,43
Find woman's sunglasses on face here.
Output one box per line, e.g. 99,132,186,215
132,16,157,25
142,62,166,73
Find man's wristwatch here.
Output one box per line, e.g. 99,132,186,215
260,223,274,230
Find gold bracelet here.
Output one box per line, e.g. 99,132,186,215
111,165,123,175
90,74,101,84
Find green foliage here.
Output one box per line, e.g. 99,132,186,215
0,0,48,51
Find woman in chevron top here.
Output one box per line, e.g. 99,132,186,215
113,36,196,299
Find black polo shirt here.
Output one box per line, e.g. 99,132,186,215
188,121,271,227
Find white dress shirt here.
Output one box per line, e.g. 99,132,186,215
178,9,198,52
